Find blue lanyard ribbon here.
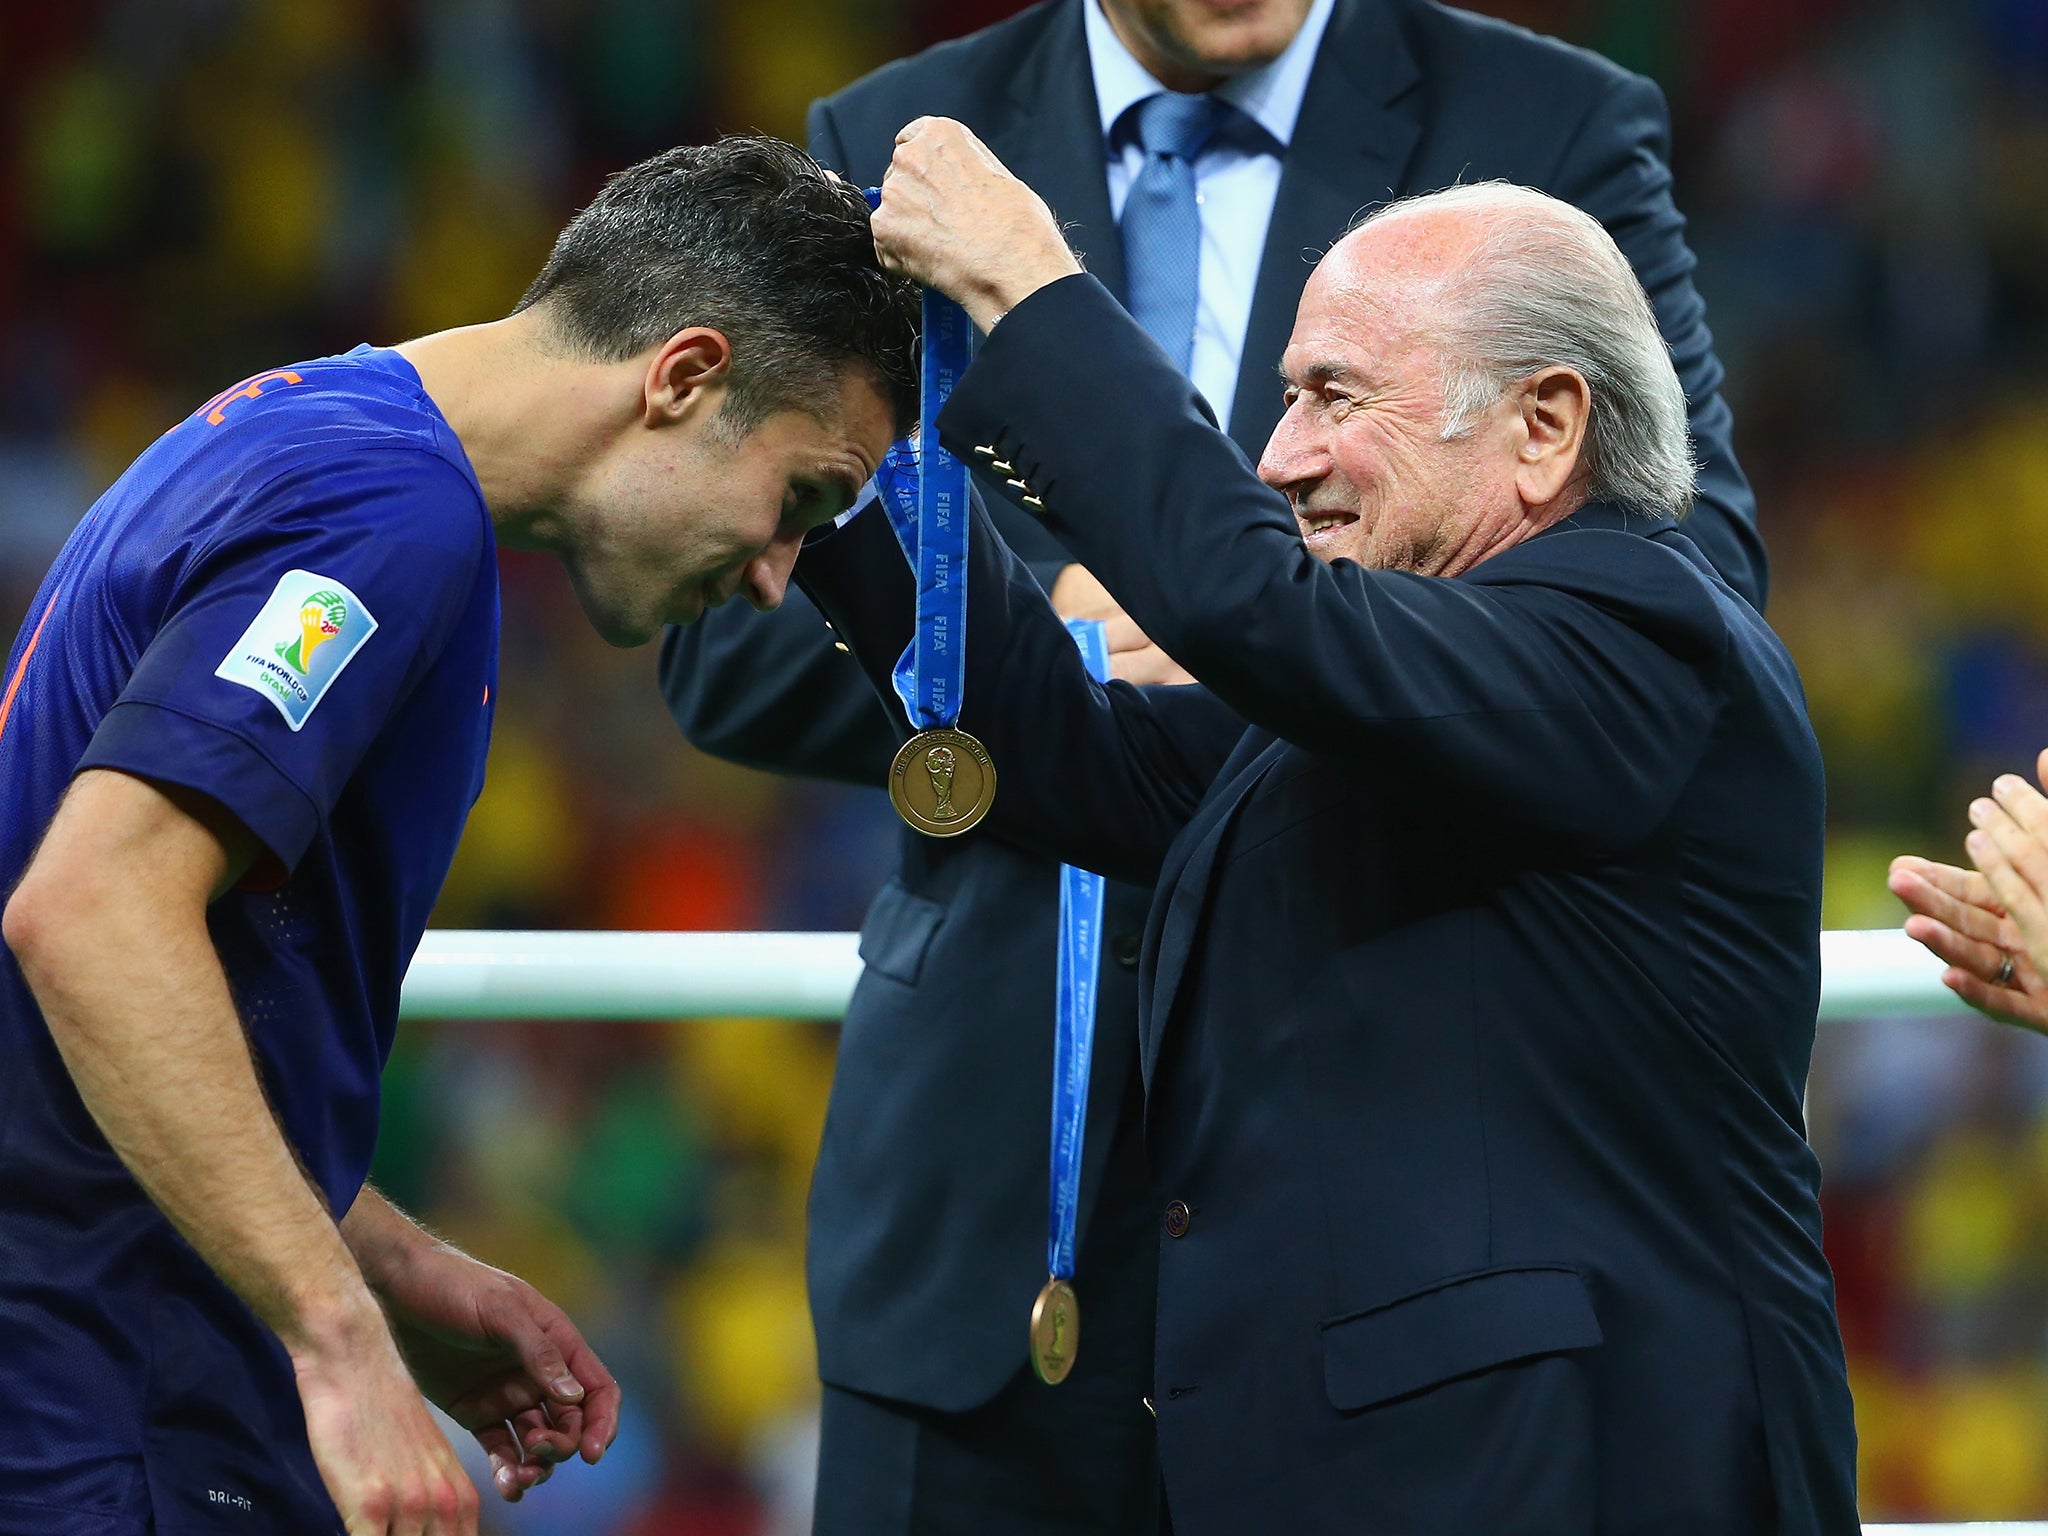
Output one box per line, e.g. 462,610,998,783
1050,617,1111,1283
865,187,973,731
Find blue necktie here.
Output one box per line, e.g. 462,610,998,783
1119,92,1226,373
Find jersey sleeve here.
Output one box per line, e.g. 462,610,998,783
77,447,488,876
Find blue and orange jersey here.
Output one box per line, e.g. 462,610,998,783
0,347,497,1533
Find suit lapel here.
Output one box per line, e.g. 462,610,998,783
1140,730,1290,1085
987,0,1128,303
1225,0,1423,457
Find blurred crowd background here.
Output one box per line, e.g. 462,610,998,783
4,0,2048,1526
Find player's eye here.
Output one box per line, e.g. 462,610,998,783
784,481,838,533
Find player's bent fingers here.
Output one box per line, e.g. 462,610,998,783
552,1328,620,1448
484,1292,582,1403
537,1398,586,1449
571,1365,622,1460
478,1428,519,1500
513,1404,577,1463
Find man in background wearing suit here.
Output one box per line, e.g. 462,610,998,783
810,125,1856,1534
663,1,1766,1530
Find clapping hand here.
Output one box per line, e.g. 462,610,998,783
1890,748,2048,1032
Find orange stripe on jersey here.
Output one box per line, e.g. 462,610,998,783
200,370,304,426
0,591,61,750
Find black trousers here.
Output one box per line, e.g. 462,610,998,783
814,1065,1160,1536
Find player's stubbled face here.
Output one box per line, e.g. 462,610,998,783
564,370,894,646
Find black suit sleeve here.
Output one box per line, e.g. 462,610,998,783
794,486,1245,885
807,95,853,177
942,275,1726,857
1552,71,1765,611
657,592,900,786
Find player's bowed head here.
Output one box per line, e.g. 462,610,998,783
872,123,1696,595
402,136,922,645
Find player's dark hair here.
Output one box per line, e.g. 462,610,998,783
517,136,920,435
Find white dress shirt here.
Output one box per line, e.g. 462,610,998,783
1083,0,1336,430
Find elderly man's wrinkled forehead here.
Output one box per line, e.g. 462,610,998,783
1303,205,1495,328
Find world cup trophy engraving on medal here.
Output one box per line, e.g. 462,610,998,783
890,726,996,837
1029,1275,1080,1385
926,744,958,820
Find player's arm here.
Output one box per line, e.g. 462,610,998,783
3,767,479,1534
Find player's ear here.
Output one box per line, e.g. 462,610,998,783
644,328,732,427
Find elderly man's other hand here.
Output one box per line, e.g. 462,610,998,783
874,117,1082,330
1890,844,2048,1034
1050,564,1197,687
1970,748,2048,979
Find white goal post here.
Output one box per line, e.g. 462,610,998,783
398,926,1972,1023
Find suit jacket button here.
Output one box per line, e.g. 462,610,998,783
1112,931,1141,970
1164,1200,1191,1238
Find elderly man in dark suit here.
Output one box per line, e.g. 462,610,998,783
662,1,1767,1529
800,124,1858,1534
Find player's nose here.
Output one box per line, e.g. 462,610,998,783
742,537,802,613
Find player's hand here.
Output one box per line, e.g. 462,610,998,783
374,1244,621,1502
293,1316,481,1535
1889,851,2048,1031
874,116,1082,329
1049,564,1196,687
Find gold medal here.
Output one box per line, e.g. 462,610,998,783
1029,1276,1080,1385
889,727,996,837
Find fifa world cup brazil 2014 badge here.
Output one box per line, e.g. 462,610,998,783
214,569,378,730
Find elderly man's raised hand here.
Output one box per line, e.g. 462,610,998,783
873,117,1082,330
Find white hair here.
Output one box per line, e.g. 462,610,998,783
1348,182,1698,520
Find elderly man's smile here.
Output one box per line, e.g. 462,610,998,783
1295,508,1358,544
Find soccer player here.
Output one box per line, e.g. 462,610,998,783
0,136,916,1536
